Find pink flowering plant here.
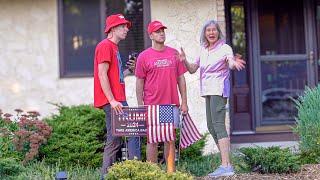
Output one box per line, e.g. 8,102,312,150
0,109,52,164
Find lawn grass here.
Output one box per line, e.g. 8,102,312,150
2,161,100,180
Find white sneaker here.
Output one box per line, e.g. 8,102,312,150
208,165,235,177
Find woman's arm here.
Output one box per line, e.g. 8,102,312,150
179,48,199,74
227,53,246,71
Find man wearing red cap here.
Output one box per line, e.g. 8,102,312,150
135,20,188,172
93,14,140,176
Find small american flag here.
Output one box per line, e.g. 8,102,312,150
147,105,175,143
180,113,202,149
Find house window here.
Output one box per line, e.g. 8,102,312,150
230,1,248,86
58,0,150,77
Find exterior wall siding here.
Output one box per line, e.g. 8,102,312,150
0,0,94,115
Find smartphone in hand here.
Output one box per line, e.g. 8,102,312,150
127,52,138,73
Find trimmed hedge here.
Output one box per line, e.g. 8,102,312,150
239,146,300,173
39,105,105,168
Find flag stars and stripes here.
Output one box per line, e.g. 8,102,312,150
146,105,201,148
180,113,202,149
159,105,174,123
147,105,175,143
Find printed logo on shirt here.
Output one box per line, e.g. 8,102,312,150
153,59,172,68
116,51,125,83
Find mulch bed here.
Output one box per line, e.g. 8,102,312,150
197,164,320,180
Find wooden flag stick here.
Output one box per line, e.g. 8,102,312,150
166,141,175,173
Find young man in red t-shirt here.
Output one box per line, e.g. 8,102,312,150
93,14,140,176
135,21,188,172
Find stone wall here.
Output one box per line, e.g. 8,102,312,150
0,0,93,115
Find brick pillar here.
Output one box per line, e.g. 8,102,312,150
216,0,226,36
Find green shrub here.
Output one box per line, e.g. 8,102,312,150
294,85,320,164
0,109,51,163
39,105,105,168
106,160,193,180
298,150,320,165
140,137,147,161
0,158,24,178
176,131,208,161
231,153,252,173
177,154,218,177
176,152,250,177
239,146,300,173
0,114,19,159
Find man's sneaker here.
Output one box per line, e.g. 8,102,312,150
208,165,235,177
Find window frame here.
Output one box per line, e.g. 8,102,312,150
58,0,151,78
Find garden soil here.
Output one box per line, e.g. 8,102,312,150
198,164,320,180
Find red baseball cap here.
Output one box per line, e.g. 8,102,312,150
147,20,167,34
104,14,132,33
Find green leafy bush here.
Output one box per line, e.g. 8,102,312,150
177,152,250,177
231,153,252,173
298,151,320,165
0,109,51,163
0,112,19,159
106,160,193,180
177,154,217,177
239,146,300,173
294,85,320,164
0,158,24,178
39,105,105,168
176,131,208,161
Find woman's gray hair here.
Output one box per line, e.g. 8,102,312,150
200,20,224,47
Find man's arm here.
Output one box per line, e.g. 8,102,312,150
98,62,123,113
136,78,145,106
177,74,188,114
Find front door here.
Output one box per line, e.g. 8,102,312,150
251,0,317,128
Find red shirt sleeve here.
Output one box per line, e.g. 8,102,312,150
96,43,113,64
135,53,146,79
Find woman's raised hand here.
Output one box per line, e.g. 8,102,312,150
179,47,187,62
233,53,246,71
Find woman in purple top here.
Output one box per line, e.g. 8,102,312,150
180,20,245,177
